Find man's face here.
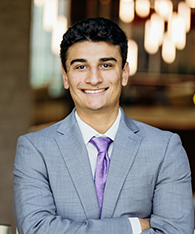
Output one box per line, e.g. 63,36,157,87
62,41,129,115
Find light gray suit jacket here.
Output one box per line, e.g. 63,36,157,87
13,108,194,234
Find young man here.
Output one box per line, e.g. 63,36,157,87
13,18,194,234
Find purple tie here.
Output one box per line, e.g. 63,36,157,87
89,136,112,217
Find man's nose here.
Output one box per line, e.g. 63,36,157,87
85,67,103,85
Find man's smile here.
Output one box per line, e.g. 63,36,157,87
82,88,108,94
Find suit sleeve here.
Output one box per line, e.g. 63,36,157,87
143,133,194,234
13,135,132,234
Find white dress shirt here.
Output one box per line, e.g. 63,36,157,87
75,109,142,234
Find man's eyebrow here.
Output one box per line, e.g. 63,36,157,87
70,59,87,65
99,57,117,62
70,57,117,66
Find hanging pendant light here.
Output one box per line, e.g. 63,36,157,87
144,13,164,54
154,0,173,21
144,19,159,54
135,0,150,18
162,32,176,63
151,13,164,46
185,0,195,8
119,0,134,23
178,1,191,32
168,12,186,50
127,40,138,76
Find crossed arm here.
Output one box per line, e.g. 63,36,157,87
139,219,151,231
13,134,194,234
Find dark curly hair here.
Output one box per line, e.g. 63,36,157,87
60,17,128,72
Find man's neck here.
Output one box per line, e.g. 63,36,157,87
76,107,119,134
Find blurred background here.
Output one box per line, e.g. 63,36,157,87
0,0,195,232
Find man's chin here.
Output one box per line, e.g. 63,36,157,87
81,105,107,113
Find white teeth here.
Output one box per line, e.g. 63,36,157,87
84,89,105,94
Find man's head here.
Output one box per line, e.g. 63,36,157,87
60,18,130,120
60,17,128,72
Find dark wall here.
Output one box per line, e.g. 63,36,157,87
0,0,32,232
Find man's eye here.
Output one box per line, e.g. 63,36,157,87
76,65,86,70
101,63,112,68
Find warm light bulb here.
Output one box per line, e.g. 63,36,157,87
162,32,176,63
185,0,195,8
154,0,173,21
178,2,191,32
144,14,164,54
119,0,134,23
168,13,186,50
144,20,159,54
127,40,138,76
51,16,68,55
135,0,150,18
151,13,164,46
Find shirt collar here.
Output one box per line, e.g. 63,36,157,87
75,109,121,144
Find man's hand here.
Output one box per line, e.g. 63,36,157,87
138,218,151,231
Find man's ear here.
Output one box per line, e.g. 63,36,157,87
62,66,69,89
122,62,130,87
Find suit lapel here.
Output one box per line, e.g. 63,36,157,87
55,112,100,219
101,111,143,218
54,109,143,220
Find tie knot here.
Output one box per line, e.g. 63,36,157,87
89,136,112,153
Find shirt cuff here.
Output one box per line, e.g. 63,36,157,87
129,217,142,234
